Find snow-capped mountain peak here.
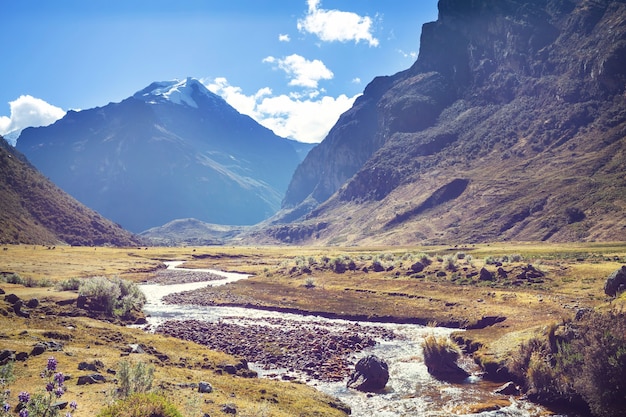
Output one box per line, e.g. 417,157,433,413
133,77,218,108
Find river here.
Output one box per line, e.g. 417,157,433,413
138,261,557,417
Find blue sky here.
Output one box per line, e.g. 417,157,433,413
1,0,438,143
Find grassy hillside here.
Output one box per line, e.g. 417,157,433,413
0,136,139,246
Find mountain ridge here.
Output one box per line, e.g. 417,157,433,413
16,78,310,233
0,135,139,246
248,0,626,245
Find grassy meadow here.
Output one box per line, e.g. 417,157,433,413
1,242,625,415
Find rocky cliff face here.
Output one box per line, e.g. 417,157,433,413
17,78,305,233
257,0,626,245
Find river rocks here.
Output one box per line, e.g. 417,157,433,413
604,265,626,297
156,317,395,382
346,355,389,392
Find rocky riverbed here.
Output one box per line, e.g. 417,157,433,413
156,316,398,382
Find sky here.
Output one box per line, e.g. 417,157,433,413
0,0,439,144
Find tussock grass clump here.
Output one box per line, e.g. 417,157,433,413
97,393,182,417
423,335,469,382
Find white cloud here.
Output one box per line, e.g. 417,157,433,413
297,0,379,47
278,34,291,42
0,95,65,142
203,77,358,143
263,54,333,88
352,77,361,84
398,49,418,59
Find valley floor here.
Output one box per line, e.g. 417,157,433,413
1,242,625,415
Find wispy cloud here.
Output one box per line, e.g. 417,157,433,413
297,0,379,47
0,95,65,142
204,77,358,143
278,34,291,42
263,54,333,89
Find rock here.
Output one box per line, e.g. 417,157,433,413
346,355,389,392
198,381,213,393
26,298,39,308
479,267,494,281
76,374,105,385
4,293,19,304
30,342,47,356
494,381,520,396
221,403,237,414
0,349,16,365
0,288,4,295
78,360,104,372
604,266,626,297
15,352,28,361
410,262,425,272
126,344,144,354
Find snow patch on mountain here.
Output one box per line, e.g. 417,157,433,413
134,77,219,108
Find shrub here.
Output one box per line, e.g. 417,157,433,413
304,278,316,289
78,277,145,317
97,393,181,417
444,255,458,271
509,309,626,416
55,277,81,291
115,360,154,399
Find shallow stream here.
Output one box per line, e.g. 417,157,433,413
138,261,559,417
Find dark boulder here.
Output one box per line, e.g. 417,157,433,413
347,355,389,392
410,262,425,273
479,267,494,281
77,374,105,385
604,266,626,297
4,293,19,304
0,349,15,365
198,381,213,393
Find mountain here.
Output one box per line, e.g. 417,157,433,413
139,218,249,246
252,0,626,245
0,135,139,246
16,78,306,233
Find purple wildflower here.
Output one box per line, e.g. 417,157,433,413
69,401,78,410
47,357,58,372
65,413,72,417
19,408,29,417
54,372,65,386
2,402,9,412
18,391,30,404
54,386,64,398
46,382,54,392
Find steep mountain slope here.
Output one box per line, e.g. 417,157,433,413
16,78,304,233
0,136,139,246
257,0,626,245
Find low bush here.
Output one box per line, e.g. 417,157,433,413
97,393,181,417
78,277,146,317
55,277,81,291
509,309,626,416
115,360,154,399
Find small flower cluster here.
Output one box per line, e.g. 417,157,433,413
1,357,77,417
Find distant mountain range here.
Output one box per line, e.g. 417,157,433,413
0,135,138,246
16,78,313,233
246,0,626,245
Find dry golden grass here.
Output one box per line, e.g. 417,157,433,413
1,241,625,415
0,309,348,417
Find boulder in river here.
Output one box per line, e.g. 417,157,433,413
423,335,470,382
346,354,389,392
